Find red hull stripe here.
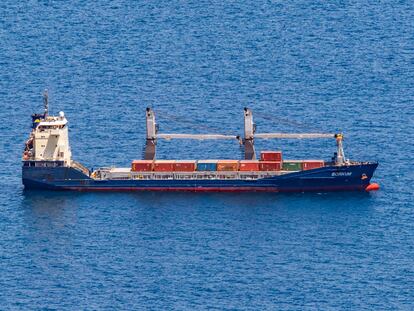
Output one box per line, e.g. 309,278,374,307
61,185,367,192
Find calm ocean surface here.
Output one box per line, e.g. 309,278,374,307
1,0,413,309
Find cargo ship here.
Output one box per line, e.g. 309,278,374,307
22,92,379,192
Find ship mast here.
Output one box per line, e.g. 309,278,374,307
43,89,49,117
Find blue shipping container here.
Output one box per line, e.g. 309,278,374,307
197,161,217,171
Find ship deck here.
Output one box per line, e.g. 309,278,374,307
93,167,301,181
90,161,373,182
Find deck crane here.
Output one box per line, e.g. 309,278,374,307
241,108,346,164
144,107,346,165
144,107,239,160
144,108,158,160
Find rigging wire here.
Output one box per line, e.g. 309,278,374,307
253,111,330,133
154,108,236,135
149,102,339,139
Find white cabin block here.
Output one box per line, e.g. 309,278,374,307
32,114,72,164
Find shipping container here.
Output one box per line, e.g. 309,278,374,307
260,151,282,162
217,160,239,171
197,160,218,171
302,160,325,170
131,160,153,172
259,161,281,171
153,160,175,172
239,160,260,171
282,161,303,171
174,160,197,172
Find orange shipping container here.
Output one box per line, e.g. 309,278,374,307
259,161,281,171
217,160,239,171
260,151,282,162
302,160,324,170
174,160,196,172
153,160,175,172
131,160,153,172
239,160,260,171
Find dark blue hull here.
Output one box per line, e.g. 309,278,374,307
22,162,379,192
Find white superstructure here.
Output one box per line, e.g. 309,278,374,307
23,91,72,166
31,113,72,164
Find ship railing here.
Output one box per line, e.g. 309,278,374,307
325,160,376,167
95,170,285,181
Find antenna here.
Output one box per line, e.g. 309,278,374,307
43,89,49,117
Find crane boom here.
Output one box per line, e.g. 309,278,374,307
254,133,335,139
157,133,238,140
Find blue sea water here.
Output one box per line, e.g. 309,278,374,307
0,0,413,309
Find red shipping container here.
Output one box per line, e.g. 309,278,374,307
302,160,325,170
174,160,196,172
217,160,239,171
131,160,153,172
153,160,175,172
260,151,282,162
239,160,260,171
259,161,281,171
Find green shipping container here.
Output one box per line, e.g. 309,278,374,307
282,161,303,171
